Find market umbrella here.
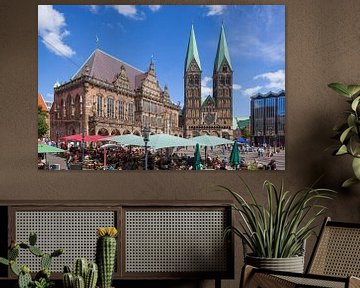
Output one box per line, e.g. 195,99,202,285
63,134,108,142
148,134,195,150
191,135,234,147
38,143,65,153
236,137,249,144
38,143,66,169
191,135,233,168
194,143,201,170
103,134,145,147
229,141,240,170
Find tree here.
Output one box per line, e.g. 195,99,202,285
241,127,251,139
38,106,48,138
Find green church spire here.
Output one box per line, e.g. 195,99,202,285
185,25,201,72
214,24,232,72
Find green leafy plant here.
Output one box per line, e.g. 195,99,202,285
222,179,335,258
328,83,360,187
0,232,63,288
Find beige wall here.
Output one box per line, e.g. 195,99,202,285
1,1,360,287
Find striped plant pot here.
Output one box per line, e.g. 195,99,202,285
245,254,305,273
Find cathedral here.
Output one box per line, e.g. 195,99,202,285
183,24,233,139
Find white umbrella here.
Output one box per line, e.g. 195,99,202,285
103,134,145,146
148,134,195,150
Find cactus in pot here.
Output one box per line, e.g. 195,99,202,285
96,227,118,288
62,259,98,288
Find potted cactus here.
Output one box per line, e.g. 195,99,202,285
62,258,98,288
96,227,118,288
0,232,63,288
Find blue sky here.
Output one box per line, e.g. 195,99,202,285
38,5,285,117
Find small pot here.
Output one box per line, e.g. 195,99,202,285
245,254,305,273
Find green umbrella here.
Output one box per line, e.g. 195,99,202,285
229,141,240,170
194,143,201,170
38,143,66,153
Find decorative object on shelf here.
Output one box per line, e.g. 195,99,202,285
62,258,98,288
222,179,335,273
96,227,118,288
328,83,360,187
0,232,64,288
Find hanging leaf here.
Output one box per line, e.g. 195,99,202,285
328,83,351,97
336,145,348,155
352,157,360,180
351,96,360,112
348,135,360,157
340,126,353,143
347,85,360,97
342,177,360,188
347,114,356,127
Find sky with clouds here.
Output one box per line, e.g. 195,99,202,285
38,5,285,117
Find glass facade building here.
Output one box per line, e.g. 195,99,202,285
250,90,285,147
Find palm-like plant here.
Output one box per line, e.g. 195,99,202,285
222,180,335,258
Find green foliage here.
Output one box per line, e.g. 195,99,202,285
0,232,63,288
241,127,251,139
328,83,360,187
38,106,48,139
222,179,335,258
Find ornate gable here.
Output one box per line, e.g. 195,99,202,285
113,65,130,90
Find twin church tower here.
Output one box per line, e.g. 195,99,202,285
183,24,233,139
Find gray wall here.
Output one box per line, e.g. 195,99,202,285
0,0,359,287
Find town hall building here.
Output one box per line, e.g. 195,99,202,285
50,49,181,140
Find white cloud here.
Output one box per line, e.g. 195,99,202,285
38,5,75,57
233,84,242,90
232,34,284,63
88,5,99,13
148,5,161,12
111,5,145,20
205,5,226,16
201,76,213,98
254,69,285,90
243,86,262,96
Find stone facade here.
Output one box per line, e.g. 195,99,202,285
50,49,181,141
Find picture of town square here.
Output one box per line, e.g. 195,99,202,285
38,5,285,171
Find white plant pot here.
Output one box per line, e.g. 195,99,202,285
245,254,305,273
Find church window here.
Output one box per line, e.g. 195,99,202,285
225,89,228,97
220,76,225,85
107,97,115,118
119,100,125,120
222,65,228,73
97,95,103,117
226,76,231,85
194,75,200,85
219,90,223,97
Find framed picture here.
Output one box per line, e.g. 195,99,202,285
38,5,285,171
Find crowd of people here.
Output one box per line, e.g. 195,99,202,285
38,138,283,171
